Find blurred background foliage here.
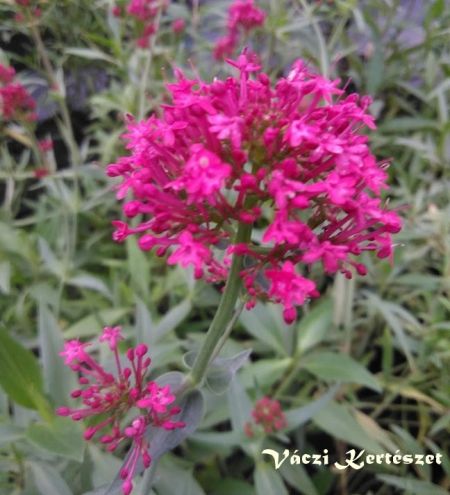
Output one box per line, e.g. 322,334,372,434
0,0,449,494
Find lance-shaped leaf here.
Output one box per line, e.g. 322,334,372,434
0,330,44,409
184,349,252,395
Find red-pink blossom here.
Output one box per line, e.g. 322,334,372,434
0,64,15,84
33,167,50,179
171,18,185,34
127,0,157,21
228,0,266,30
57,326,184,495
38,138,53,152
245,396,287,436
123,0,168,47
214,0,266,60
108,53,401,323
0,63,36,122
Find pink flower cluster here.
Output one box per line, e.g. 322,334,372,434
0,63,36,123
107,52,401,323
57,327,184,495
13,0,42,21
113,0,169,47
214,0,266,60
244,396,287,436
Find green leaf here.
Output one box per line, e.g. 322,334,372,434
284,385,339,431
209,478,255,495
378,475,448,495
127,237,150,299
365,292,417,371
67,275,112,300
240,304,287,355
205,349,252,394
241,358,291,389
29,461,73,495
87,445,125,489
65,47,118,64
254,463,288,495
64,308,128,338
153,455,205,495
135,297,154,346
0,424,24,446
296,298,333,354
227,376,253,434
190,431,240,448
0,330,44,409
27,417,85,462
0,261,11,294
300,352,381,392
279,461,318,495
366,40,384,94
154,299,192,341
38,304,75,406
314,402,384,454
426,0,445,22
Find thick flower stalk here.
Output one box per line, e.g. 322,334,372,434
0,63,36,123
108,52,401,324
57,326,184,495
244,396,287,437
214,0,267,60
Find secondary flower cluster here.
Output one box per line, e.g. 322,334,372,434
0,63,36,123
245,396,287,436
113,0,169,47
57,327,184,495
214,0,266,60
107,52,401,323
13,0,43,22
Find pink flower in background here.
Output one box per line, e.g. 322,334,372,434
245,396,287,436
108,52,401,323
38,138,53,152
228,0,266,30
127,0,157,21
57,326,184,495
0,64,15,84
114,0,169,47
0,63,36,122
171,18,185,34
214,0,266,60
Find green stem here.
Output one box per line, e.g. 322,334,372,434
29,23,80,167
188,223,252,386
138,6,162,119
210,299,245,363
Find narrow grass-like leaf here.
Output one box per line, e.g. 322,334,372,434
29,462,73,495
64,308,129,338
284,385,339,431
38,303,75,406
300,352,381,392
0,330,44,409
296,298,333,354
377,475,448,495
314,402,384,454
27,417,85,462
254,463,288,495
